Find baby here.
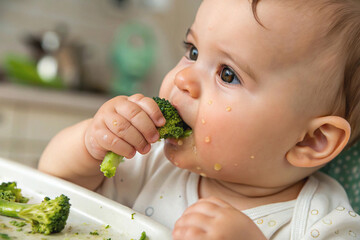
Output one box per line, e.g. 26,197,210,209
39,0,360,239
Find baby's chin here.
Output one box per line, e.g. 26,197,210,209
163,135,197,168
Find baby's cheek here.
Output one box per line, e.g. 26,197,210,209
193,120,229,166
193,134,236,180
194,106,252,173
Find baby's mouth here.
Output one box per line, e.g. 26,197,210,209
173,105,193,132
165,138,181,146
173,105,192,130
165,134,193,148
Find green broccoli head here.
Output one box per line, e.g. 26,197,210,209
0,190,16,202
0,182,29,203
153,97,191,139
19,194,71,235
0,194,71,235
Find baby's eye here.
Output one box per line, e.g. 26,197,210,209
220,66,241,84
183,41,198,61
189,46,198,61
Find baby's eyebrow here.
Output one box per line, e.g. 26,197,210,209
186,28,191,37
185,28,197,41
220,49,257,82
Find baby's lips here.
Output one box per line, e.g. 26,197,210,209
166,132,192,146
165,137,181,146
172,105,192,129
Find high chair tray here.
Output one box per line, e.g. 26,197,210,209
0,157,172,240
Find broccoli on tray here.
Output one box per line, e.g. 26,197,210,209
0,194,71,235
100,97,192,178
0,182,29,203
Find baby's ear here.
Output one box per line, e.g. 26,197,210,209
286,116,351,168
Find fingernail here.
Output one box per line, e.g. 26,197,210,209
143,144,151,153
128,149,136,158
157,117,166,126
151,132,160,142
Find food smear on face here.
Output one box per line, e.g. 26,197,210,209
214,163,222,171
204,136,211,143
200,173,207,177
226,107,232,112
168,154,174,161
192,145,197,154
112,120,118,126
201,119,206,124
250,155,255,159
177,140,183,146
208,100,213,105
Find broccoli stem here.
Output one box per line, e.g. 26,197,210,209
100,152,124,178
0,199,25,218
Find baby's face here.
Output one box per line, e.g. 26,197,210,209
159,0,337,187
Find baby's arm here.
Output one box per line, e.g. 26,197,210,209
173,197,266,240
38,94,165,190
38,119,104,189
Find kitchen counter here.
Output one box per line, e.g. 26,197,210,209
0,82,110,112
0,83,110,167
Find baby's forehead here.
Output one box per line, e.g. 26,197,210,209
257,2,334,44
196,0,336,68
259,1,345,67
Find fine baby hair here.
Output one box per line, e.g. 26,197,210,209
251,0,360,147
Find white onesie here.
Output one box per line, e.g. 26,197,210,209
97,141,360,239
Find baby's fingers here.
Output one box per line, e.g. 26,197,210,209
95,121,136,159
115,95,161,144
128,94,165,127
104,113,150,154
173,213,208,240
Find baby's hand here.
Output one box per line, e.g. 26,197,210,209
173,197,266,240
84,94,165,160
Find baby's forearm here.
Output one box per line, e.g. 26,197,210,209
38,119,104,190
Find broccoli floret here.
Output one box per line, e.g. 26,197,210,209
0,191,15,203
0,194,70,235
9,220,26,228
153,97,191,139
100,97,192,178
0,182,29,203
0,233,11,240
139,231,148,240
89,230,99,235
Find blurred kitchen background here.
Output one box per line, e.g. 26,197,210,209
0,0,201,167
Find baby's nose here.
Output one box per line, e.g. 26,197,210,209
174,67,201,98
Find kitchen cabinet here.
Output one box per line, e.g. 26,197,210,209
0,83,109,168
